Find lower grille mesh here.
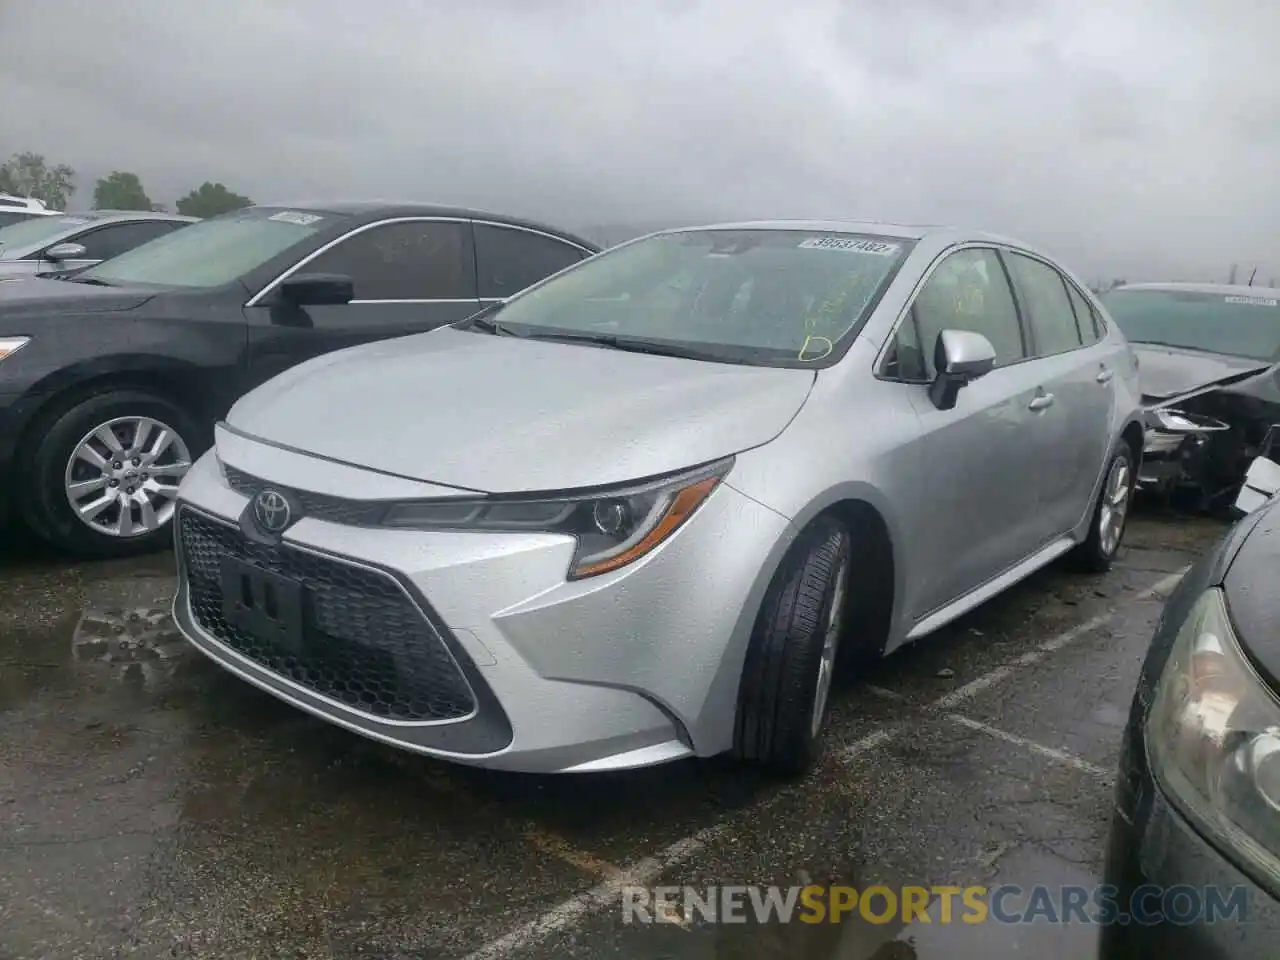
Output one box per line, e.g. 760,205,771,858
178,509,475,722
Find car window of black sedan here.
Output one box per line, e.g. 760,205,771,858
473,223,589,299
1102,288,1280,361
79,207,343,288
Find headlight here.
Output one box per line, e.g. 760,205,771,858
0,336,29,362
381,458,732,579
1143,408,1230,454
1145,407,1229,434
1146,587,1280,892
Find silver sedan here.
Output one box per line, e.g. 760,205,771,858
171,220,1145,775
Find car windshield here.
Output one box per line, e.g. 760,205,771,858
78,207,343,288
1102,288,1280,362
0,215,90,256
477,228,913,366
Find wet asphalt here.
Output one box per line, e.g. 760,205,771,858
0,510,1226,959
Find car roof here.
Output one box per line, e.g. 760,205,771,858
1109,281,1280,298
646,218,1037,249
253,200,600,250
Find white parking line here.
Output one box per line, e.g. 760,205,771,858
929,567,1187,710
835,725,900,760
462,565,1188,959
462,822,730,960
946,713,1113,780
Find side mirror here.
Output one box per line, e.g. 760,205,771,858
278,272,354,307
928,329,996,411
44,242,87,262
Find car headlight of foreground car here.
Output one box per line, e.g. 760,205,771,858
381,457,734,580
1143,407,1230,454
1147,587,1280,892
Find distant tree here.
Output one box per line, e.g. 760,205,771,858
0,152,76,209
93,171,156,211
175,181,252,218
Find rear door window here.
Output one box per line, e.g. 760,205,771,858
1003,252,1084,357
1064,281,1102,345
473,223,590,300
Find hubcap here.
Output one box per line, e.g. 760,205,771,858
1098,455,1131,556
811,555,850,738
63,416,193,538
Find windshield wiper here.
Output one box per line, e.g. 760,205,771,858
518,330,727,362
465,314,524,336
1128,339,1195,350
58,275,114,286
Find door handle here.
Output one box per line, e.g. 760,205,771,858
1028,393,1055,411
1096,368,1114,384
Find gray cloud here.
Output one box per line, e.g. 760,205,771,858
2,0,1277,284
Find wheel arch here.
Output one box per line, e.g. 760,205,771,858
1120,416,1144,468
786,486,900,660
12,356,218,466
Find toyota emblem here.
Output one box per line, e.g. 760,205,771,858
253,489,292,533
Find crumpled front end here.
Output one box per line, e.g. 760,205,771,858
1139,388,1280,507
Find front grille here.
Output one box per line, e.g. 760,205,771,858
222,464,389,527
178,508,475,723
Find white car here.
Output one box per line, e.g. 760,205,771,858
0,193,59,227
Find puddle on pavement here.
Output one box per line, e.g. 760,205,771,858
71,604,189,689
0,589,187,711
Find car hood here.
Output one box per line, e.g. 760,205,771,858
0,260,39,277
1223,497,1280,694
0,275,154,317
1132,343,1272,404
226,327,818,492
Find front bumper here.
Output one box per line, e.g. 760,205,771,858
171,436,792,773
1138,429,1217,491
1100,782,1279,959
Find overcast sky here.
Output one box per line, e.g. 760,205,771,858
3,0,1277,284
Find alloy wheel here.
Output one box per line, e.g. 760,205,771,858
63,416,193,538
810,555,850,738
1098,455,1132,557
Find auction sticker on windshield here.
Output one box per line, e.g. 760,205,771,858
267,211,324,226
1225,295,1279,307
798,236,900,255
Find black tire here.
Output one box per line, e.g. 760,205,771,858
734,517,852,776
19,389,206,560
1070,441,1137,574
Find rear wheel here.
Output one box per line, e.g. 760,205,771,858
1070,442,1135,573
20,390,202,559
734,517,851,776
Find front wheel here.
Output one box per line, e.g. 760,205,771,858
21,390,203,559
1070,442,1136,573
734,517,852,776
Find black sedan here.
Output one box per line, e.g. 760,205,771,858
1101,460,1280,957
0,201,599,558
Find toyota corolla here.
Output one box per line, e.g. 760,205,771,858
171,221,1146,775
